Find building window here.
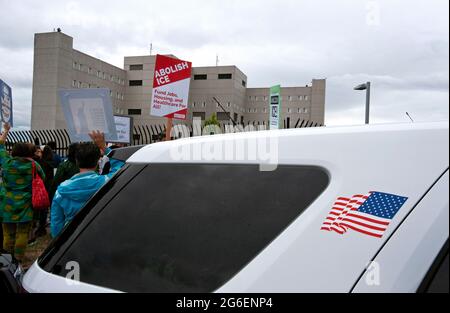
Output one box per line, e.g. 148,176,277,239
78,63,82,71
288,96,292,101
192,102,196,107
129,80,143,86
298,95,303,101
193,112,206,120
128,109,142,115
194,74,207,80
110,75,115,82
248,108,251,113
88,67,92,74
77,81,82,88
227,102,231,107
103,73,107,80
72,80,76,87
73,61,77,69
287,108,291,113
202,102,206,107
304,95,309,101
129,64,143,71
97,70,101,78
218,73,232,79
217,112,230,121
264,96,268,101
242,80,246,87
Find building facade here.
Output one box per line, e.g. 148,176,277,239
31,31,325,130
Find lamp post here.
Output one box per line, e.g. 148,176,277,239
354,82,371,124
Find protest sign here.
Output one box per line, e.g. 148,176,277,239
151,54,192,120
0,79,13,126
269,85,281,130
110,115,133,144
59,88,118,142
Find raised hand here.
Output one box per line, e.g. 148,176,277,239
0,122,11,143
88,130,106,152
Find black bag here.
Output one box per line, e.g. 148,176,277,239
0,252,23,293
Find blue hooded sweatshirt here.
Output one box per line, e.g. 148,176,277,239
50,154,124,237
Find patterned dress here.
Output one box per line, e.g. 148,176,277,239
0,144,45,223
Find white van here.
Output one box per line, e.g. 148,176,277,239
18,122,449,292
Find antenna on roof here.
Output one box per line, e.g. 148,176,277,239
216,54,219,66
406,112,414,122
150,43,153,55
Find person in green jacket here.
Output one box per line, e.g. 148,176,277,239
49,142,79,201
0,123,45,261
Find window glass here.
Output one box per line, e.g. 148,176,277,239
48,164,329,292
127,109,141,115
129,64,143,71
218,73,232,79
194,74,207,80
129,80,143,86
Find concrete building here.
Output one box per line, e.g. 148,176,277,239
31,31,325,130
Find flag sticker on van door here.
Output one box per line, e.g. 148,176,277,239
321,192,408,238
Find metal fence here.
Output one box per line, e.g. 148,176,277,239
7,118,323,156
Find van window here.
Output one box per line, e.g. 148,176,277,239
46,164,329,292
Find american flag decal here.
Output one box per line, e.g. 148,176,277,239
321,192,408,238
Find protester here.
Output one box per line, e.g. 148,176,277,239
30,145,54,239
0,123,45,261
50,131,124,237
49,143,79,200
46,141,62,168
99,144,124,175
0,170,4,251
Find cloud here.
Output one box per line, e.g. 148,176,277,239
0,0,448,129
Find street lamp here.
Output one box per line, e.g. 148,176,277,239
354,82,371,124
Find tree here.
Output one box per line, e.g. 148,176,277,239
203,113,221,135
204,113,220,127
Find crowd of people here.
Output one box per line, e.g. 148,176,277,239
0,123,124,263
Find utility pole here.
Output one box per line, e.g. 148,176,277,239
406,112,414,122
354,82,371,124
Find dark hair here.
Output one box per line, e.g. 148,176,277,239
47,141,57,150
11,143,36,158
42,145,54,162
75,142,101,169
67,143,79,163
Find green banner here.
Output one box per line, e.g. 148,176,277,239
269,85,281,130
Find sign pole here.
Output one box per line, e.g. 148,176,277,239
165,117,173,141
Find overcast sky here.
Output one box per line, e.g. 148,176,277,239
0,0,448,129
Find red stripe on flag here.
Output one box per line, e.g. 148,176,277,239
341,219,387,232
341,224,383,238
345,213,390,226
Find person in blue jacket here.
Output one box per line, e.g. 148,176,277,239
50,131,124,237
